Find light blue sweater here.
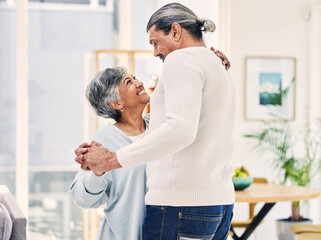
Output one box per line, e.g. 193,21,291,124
70,115,149,240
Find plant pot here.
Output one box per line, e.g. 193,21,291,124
276,218,312,240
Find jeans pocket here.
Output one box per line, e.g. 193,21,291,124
143,205,165,240
177,212,222,240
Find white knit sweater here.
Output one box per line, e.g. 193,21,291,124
117,46,236,206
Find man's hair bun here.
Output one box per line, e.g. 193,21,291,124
198,18,216,32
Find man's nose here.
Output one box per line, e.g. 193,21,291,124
154,47,160,57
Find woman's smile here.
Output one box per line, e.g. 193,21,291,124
137,89,147,95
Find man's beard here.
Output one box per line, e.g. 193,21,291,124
159,54,165,62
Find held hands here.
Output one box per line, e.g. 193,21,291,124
210,47,231,70
74,141,122,176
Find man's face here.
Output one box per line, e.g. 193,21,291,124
148,25,176,62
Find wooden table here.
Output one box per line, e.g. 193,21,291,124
230,183,320,240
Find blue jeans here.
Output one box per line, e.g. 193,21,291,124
143,204,234,240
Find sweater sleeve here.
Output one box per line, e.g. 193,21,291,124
69,129,114,208
69,170,111,208
117,50,204,168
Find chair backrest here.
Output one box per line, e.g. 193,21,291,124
291,223,321,240
253,177,268,184
231,177,269,229
0,191,27,240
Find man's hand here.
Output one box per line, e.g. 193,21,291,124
210,47,231,70
74,141,122,175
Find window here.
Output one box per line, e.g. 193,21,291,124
0,2,114,239
29,0,91,4
28,0,107,5
0,1,16,195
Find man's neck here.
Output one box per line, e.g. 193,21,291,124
179,31,206,49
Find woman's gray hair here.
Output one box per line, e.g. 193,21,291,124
146,3,215,40
86,67,127,122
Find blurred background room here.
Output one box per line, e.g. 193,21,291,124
0,0,320,239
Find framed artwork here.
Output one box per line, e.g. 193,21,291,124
245,57,296,121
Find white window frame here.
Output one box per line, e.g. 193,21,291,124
10,0,114,231
1,0,114,11
16,0,29,218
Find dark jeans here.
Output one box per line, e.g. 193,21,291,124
143,204,234,240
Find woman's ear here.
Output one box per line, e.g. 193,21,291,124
109,101,123,111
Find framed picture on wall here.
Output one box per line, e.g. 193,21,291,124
245,57,296,121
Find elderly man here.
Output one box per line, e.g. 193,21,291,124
75,3,235,240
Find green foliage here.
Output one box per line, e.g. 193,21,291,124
244,120,321,221
244,121,321,186
244,80,321,220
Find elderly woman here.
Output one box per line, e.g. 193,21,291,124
70,67,150,240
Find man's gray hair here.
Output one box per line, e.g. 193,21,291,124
86,67,127,122
146,3,215,40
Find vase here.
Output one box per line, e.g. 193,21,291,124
276,218,312,240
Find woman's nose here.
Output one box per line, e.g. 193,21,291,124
135,80,143,87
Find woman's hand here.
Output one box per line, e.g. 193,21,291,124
210,47,231,70
75,141,122,174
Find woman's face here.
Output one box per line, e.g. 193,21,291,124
117,73,150,109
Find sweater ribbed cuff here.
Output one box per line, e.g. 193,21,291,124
116,149,132,168
84,172,107,194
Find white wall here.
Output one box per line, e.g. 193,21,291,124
228,0,321,239
230,0,310,175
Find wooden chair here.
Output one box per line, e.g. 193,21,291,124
291,224,321,240
231,177,268,228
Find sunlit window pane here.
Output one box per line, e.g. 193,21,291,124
29,0,90,4
0,4,16,194
29,171,83,240
26,7,114,240
99,0,106,5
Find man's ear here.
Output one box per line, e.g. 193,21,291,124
109,101,123,111
171,22,182,41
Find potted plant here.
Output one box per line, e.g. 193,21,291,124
244,119,321,239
